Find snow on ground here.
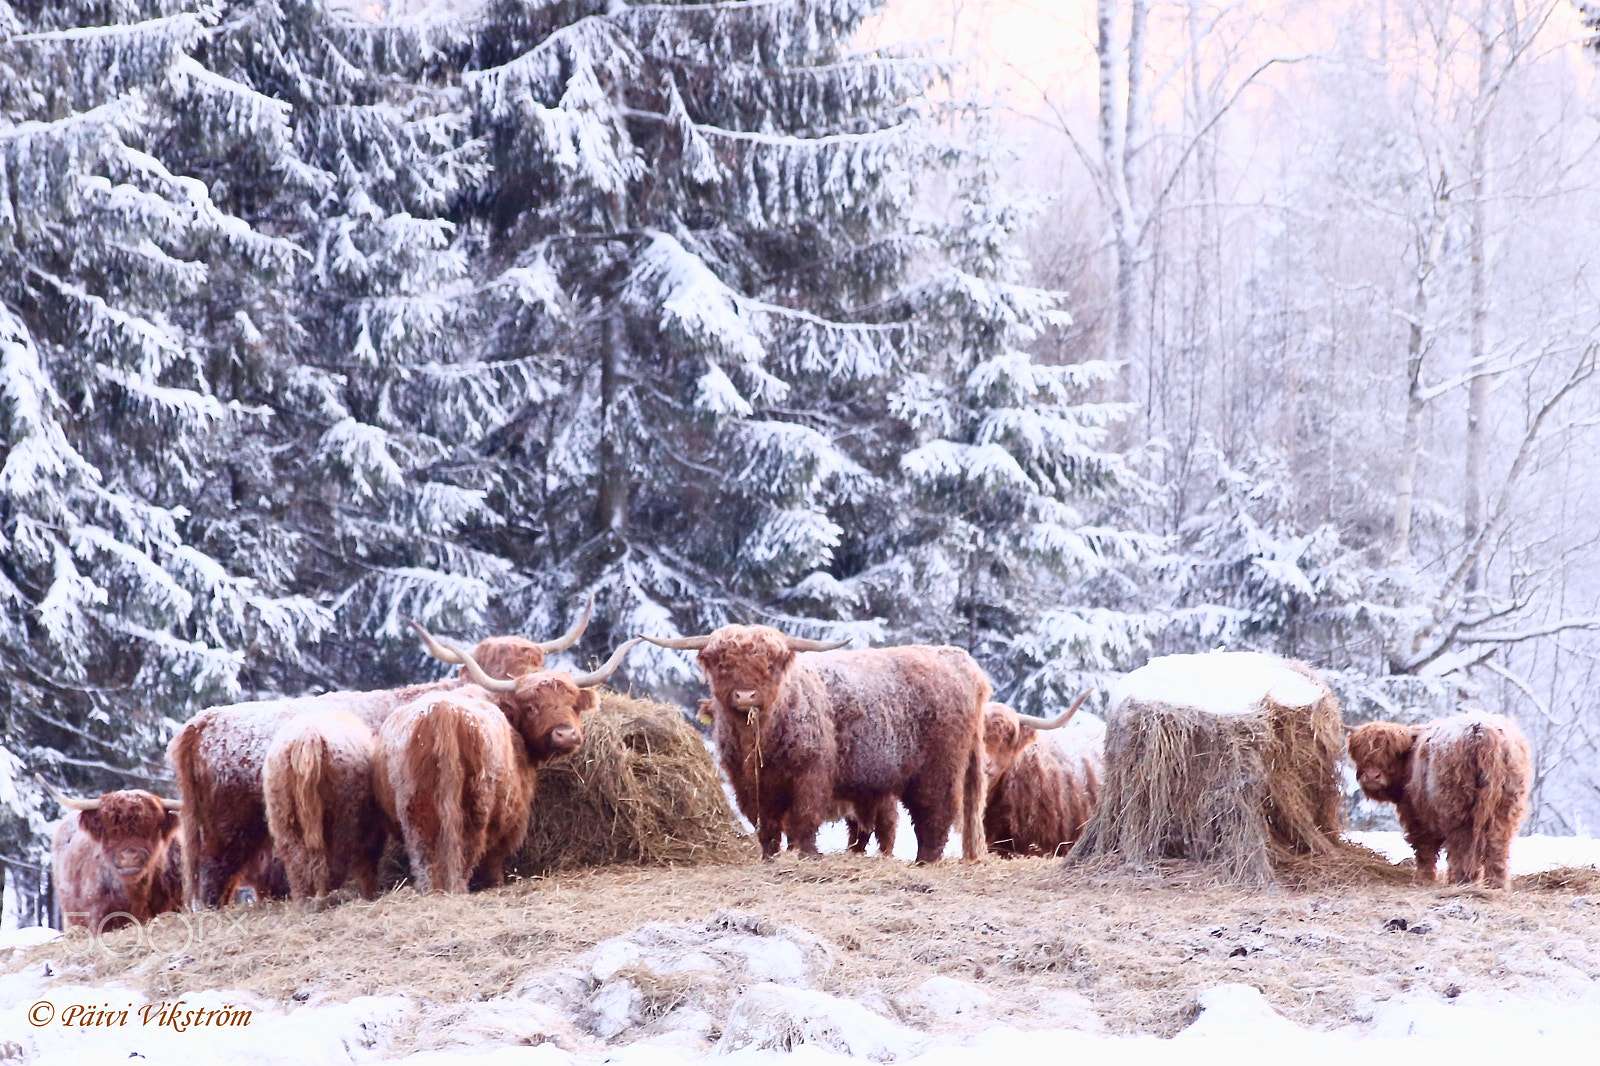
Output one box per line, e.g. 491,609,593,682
1108,652,1325,717
1349,830,1600,875
5,956,1600,1064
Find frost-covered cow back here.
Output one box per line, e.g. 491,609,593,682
263,709,387,900
169,635,550,908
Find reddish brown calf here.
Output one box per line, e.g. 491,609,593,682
1348,712,1531,889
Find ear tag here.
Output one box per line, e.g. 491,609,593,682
697,707,714,725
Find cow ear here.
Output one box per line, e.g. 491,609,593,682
576,689,599,715
78,809,103,838
161,811,180,837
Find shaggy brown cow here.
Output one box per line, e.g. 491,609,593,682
981,697,1102,857
263,710,386,900
373,625,640,893
42,778,183,933
643,626,992,863
169,602,591,908
1348,711,1532,889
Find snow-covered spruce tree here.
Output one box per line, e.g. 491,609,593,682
457,1,1153,697
0,0,318,881
184,1,544,687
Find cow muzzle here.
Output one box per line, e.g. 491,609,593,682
730,690,761,712
113,848,151,876
548,725,581,755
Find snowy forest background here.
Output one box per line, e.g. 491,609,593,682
4,0,1600,915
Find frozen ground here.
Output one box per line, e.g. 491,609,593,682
3,828,1596,1063
3,945,1599,1064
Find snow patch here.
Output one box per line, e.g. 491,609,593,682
1347,830,1600,875
718,983,922,1061
1109,652,1324,718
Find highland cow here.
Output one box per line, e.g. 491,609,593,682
643,627,992,863
373,624,639,893
981,698,1102,858
1348,711,1531,889
169,603,590,908
42,779,183,933
263,710,386,900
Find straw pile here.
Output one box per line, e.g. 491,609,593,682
508,690,754,876
1070,652,1394,885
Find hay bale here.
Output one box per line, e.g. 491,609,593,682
1069,652,1375,885
509,690,754,876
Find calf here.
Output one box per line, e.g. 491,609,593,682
1348,712,1531,889
981,697,1101,857
263,710,386,900
42,779,182,933
373,624,639,893
644,626,991,863
169,602,590,908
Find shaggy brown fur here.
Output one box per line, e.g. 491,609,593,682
263,710,386,900
373,671,600,893
222,847,290,904
982,703,1103,857
1348,712,1532,889
168,636,546,908
51,791,182,932
692,627,991,863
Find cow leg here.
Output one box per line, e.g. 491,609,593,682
1442,828,1479,885
784,773,833,857
871,798,897,858
845,818,870,853
902,778,957,865
756,811,785,859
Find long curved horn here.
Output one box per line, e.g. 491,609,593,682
570,638,642,688
783,635,851,652
406,617,464,664
639,633,713,651
444,637,519,694
36,775,99,812
1017,688,1094,731
160,798,183,812
538,593,595,653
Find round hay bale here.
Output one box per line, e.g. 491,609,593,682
1068,652,1381,885
508,690,755,876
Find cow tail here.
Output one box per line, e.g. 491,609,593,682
168,721,204,909
962,673,992,861
1466,722,1502,879
289,729,330,892
416,706,468,894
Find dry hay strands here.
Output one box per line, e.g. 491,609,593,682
510,690,757,876
1514,865,1600,893
1070,654,1391,887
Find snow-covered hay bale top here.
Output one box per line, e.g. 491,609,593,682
509,690,754,876
1072,652,1395,885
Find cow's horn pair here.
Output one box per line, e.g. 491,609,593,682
1017,689,1095,731
410,620,639,692
639,633,851,652
35,775,180,812
409,594,596,664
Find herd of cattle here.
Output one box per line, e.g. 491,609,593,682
40,605,1536,934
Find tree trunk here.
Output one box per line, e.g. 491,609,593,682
1463,7,1493,602
595,314,628,538
1390,208,1447,563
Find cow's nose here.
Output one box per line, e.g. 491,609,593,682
549,725,581,753
732,690,759,709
